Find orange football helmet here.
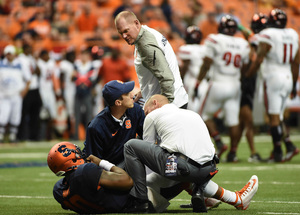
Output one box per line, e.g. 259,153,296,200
47,142,85,176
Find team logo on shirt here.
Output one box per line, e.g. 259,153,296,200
57,145,72,157
162,36,167,46
125,119,132,129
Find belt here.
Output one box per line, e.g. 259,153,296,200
175,153,215,168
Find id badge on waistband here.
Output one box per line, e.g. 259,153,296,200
165,154,178,176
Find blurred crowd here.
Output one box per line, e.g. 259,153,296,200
0,0,300,143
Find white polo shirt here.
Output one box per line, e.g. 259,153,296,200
143,103,215,165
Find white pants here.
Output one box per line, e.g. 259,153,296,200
0,94,22,126
264,72,292,115
199,81,241,127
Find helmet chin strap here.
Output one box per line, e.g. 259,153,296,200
56,170,66,177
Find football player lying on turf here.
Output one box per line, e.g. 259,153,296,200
48,144,258,212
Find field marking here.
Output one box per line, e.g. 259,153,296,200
259,213,300,215
171,199,300,204
221,181,299,185
0,152,47,159
220,164,300,171
0,195,52,199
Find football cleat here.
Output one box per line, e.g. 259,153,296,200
285,147,299,162
235,175,258,210
226,151,238,163
248,153,262,163
205,198,222,210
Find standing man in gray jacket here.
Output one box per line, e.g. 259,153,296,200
115,11,188,108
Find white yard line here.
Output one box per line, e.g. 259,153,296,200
171,199,300,204
0,195,52,199
0,153,47,159
259,213,300,215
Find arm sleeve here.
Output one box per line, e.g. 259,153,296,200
258,31,274,47
82,163,103,191
204,35,219,59
139,43,175,103
85,126,105,158
143,115,156,144
21,62,32,82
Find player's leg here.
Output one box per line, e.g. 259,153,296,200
265,73,291,162
204,176,258,210
0,98,11,142
124,139,217,212
199,82,227,158
281,120,299,161
224,89,241,162
280,107,299,161
9,95,23,143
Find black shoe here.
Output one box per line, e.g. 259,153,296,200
273,150,283,163
123,197,156,213
191,184,207,213
226,151,238,162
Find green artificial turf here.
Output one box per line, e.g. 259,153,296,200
0,135,299,214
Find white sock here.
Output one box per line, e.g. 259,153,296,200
220,187,241,206
203,180,219,197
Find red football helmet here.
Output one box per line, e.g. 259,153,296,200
47,142,85,176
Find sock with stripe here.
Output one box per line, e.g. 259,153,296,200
219,187,241,206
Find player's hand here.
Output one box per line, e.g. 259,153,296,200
86,155,101,166
133,91,142,103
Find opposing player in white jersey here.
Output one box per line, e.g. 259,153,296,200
178,26,208,112
0,45,31,143
197,15,250,162
247,9,299,162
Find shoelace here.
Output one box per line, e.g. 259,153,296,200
238,181,251,197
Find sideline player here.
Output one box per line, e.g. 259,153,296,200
246,9,299,162
49,141,259,214
17,44,42,141
114,11,188,108
0,45,31,143
58,50,76,139
124,94,259,212
196,15,250,162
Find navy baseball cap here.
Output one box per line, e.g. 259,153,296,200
102,80,135,106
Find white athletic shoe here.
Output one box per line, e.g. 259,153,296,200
205,197,221,210
235,175,258,210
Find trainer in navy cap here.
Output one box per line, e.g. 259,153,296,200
102,80,135,106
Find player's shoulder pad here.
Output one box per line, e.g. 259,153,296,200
205,34,219,45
